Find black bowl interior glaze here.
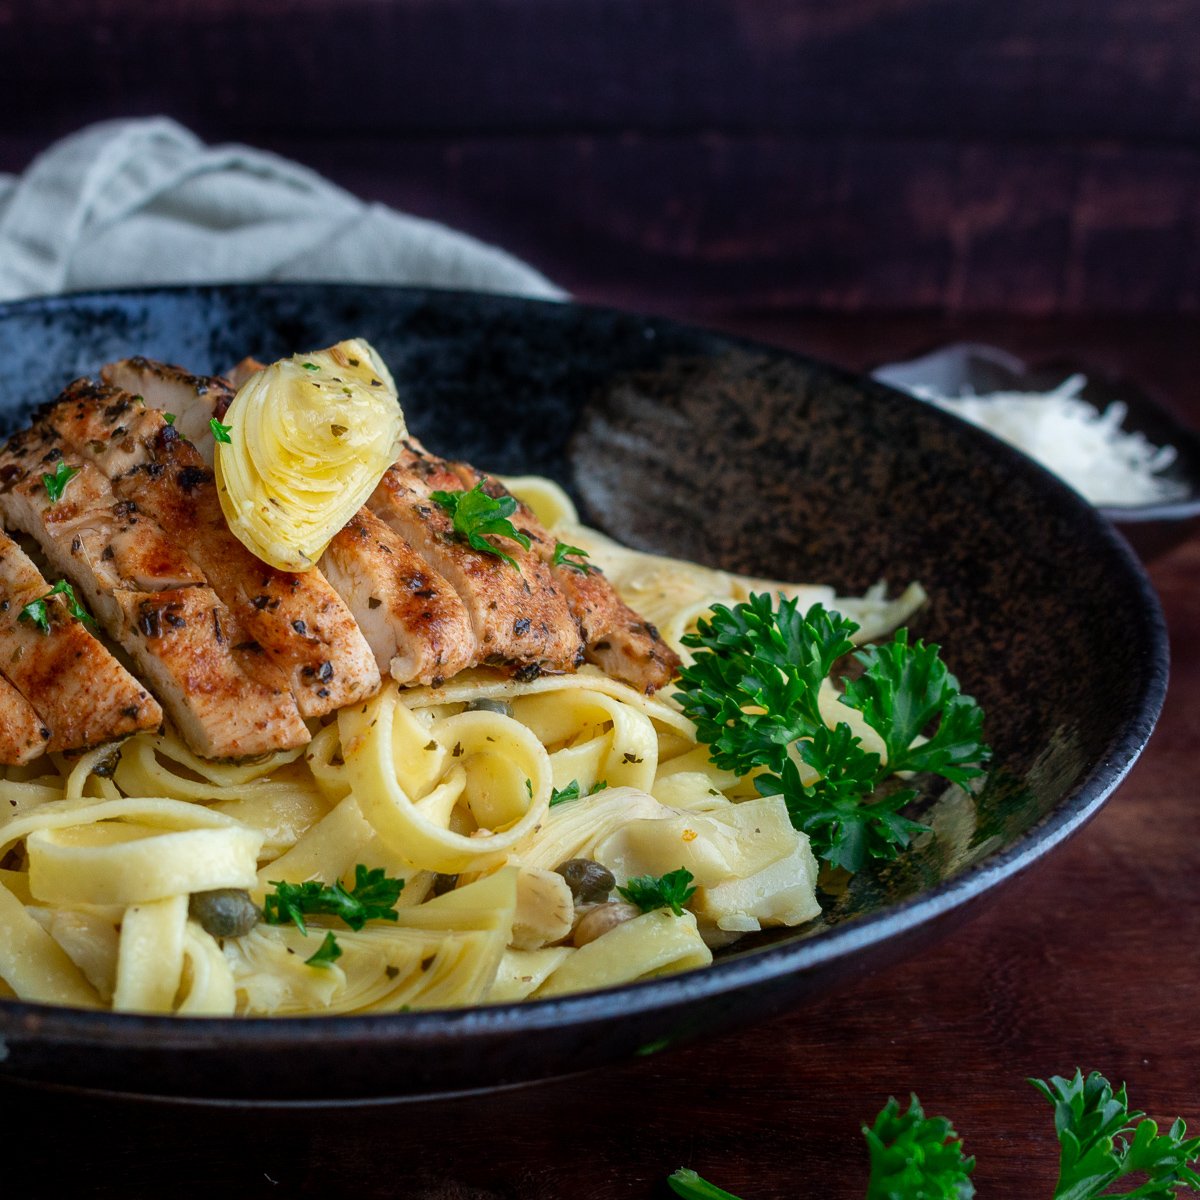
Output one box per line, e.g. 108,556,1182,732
0,286,1168,1103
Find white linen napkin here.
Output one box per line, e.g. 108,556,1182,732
0,117,563,303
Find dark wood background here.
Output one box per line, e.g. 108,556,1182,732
1,0,1198,317
1,4,1199,1196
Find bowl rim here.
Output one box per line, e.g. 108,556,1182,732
0,282,1171,1053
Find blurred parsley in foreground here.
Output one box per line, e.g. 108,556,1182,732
668,1070,1199,1199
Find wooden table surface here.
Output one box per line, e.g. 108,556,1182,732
1,311,1196,1199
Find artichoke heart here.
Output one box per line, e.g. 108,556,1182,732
215,339,406,571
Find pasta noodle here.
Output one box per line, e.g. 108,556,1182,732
0,476,926,1016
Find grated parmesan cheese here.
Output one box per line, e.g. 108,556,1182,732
906,374,1186,507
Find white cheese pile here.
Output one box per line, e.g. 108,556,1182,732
908,374,1187,507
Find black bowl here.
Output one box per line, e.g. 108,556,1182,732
873,342,1200,561
0,285,1168,1103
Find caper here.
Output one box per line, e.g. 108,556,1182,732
467,697,513,717
555,858,616,905
188,888,260,939
431,872,460,897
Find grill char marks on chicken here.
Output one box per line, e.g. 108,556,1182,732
320,508,475,686
0,529,161,756
105,357,478,688
47,379,381,718
102,356,234,465
368,440,585,679
439,466,681,694
0,424,306,759
100,356,677,694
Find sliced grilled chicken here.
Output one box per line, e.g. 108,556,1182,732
0,430,307,759
0,529,161,753
104,357,673,690
369,441,584,677
102,356,234,465
442,464,680,693
108,357,478,687
0,672,46,765
45,380,380,717
319,508,475,686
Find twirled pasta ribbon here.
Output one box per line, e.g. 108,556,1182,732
340,685,551,874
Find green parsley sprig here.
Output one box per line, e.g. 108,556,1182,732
864,1095,976,1199
430,482,531,570
549,779,609,807
18,580,95,635
668,1169,742,1199
552,540,592,574
668,1071,1199,1200
263,864,405,935
304,931,343,968
210,417,233,444
617,867,695,916
41,460,80,504
675,595,990,873
1032,1070,1200,1199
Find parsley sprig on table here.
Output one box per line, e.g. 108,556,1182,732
863,1095,976,1199
430,482,532,570
617,867,695,916
668,1070,1200,1200
1032,1070,1200,1199
18,580,95,635
674,594,990,873
41,459,80,503
263,864,406,935
669,1093,974,1200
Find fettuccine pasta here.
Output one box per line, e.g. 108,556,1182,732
0,477,924,1015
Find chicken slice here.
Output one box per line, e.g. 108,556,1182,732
0,433,307,759
0,672,45,765
319,508,475,686
102,355,234,465
0,529,161,753
45,380,381,717
439,463,680,694
107,357,478,687
368,441,584,678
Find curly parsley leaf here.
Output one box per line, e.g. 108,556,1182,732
676,594,989,872
843,630,990,784
552,540,592,574
676,595,858,776
668,1168,743,1199
431,482,532,571
263,864,406,935
18,579,95,636
1030,1070,1200,1199
163,412,176,426
41,460,80,504
304,931,343,968
863,1094,976,1199
757,735,927,874
617,867,695,917
210,417,233,444
549,779,609,807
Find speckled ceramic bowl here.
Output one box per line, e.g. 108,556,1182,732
0,286,1168,1103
